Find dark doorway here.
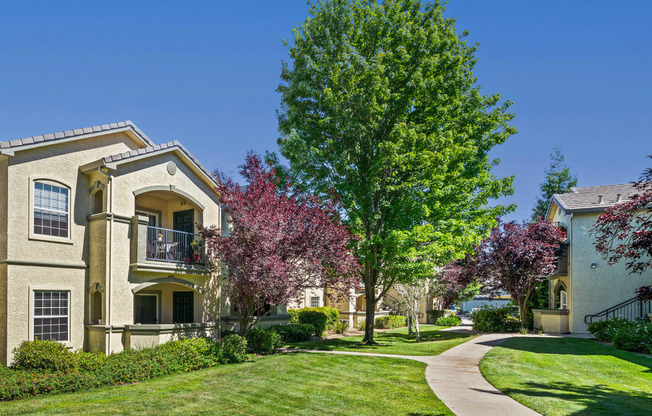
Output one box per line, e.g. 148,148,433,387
173,209,194,233
173,292,194,323
134,294,158,324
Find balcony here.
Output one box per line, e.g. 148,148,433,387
130,216,210,276
146,226,205,265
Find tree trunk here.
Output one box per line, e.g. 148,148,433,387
362,280,377,344
408,315,414,335
517,299,528,333
414,310,421,341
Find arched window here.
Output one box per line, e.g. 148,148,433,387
33,180,70,238
553,282,568,309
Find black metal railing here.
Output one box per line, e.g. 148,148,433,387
584,296,652,324
146,226,205,265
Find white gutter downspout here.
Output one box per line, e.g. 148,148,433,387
567,212,573,333
97,167,113,354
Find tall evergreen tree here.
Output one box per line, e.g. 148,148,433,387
276,0,515,343
531,148,578,221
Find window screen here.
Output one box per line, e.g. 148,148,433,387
34,182,69,237
34,291,69,341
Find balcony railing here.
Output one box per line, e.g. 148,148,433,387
146,226,205,265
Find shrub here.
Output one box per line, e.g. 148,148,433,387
375,315,407,329
245,328,281,355
436,315,462,327
470,306,520,332
0,337,231,401
428,310,445,322
357,319,366,331
271,324,314,342
587,318,632,342
610,320,652,353
74,350,107,372
12,339,78,372
297,310,328,336
218,334,247,364
332,320,349,334
314,307,339,328
157,337,220,372
288,309,299,324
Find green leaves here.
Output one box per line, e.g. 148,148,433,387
276,0,516,308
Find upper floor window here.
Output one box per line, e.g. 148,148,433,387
34,181,69,238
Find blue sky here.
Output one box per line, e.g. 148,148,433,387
1,1,650,222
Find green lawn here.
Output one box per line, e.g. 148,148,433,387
284,325,475,356
480,337,652,416
0,353,452,416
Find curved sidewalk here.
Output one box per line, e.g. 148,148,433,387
426,333,539,416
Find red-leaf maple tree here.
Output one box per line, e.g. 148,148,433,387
464,219,566,330
594,160,652,275
198,153,359,334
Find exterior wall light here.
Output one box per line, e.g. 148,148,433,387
590,263,598,269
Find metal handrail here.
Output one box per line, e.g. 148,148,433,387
584,296,652,324
146,226,205,265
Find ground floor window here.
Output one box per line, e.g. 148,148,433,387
559,290,568,309
134,294,158,324
310,296,320,308
34,290,69,341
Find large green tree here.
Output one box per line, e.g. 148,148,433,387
276,0,515,343
531,147,578,221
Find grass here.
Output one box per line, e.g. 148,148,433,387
284,325,475,356
0,353,452,416
480,337,652,416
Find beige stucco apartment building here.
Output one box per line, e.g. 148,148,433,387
0,121,285,365
534,184,652,334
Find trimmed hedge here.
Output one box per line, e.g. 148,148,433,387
1,336,246,402
297,310,328,336
245,328,281,355
271,324,314,342
288,307,339,328
375,315,406,329
436,315,462,327
470,306,520,332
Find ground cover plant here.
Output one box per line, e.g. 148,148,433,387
284,325,475,356
480,337,652,416
1,336,246,401
0,353,453,415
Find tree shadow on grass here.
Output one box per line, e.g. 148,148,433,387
496,381,652,416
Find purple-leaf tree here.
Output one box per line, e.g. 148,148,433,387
464,219,566,331
594,159,652,274
198,153,359,334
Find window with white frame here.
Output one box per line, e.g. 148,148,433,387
34,291,69,341
560,291,568,309
310,296,320,308
34,181,70,238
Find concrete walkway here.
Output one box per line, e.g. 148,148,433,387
283,326,541,416
426,333,539,416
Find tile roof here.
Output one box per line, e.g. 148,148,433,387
0,121,154,151
100,140,218,187
552,183,637,213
